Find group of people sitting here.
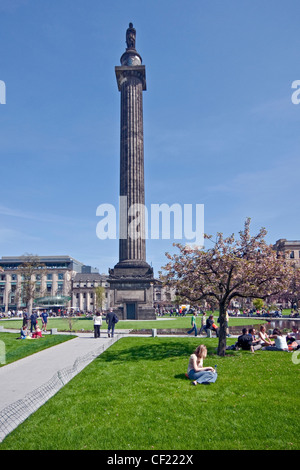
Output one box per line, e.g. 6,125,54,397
185,324,300,386
229,325,300,352
18,324,43,340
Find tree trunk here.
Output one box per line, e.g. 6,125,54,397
217,301,227,356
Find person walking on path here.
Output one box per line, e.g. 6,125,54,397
187,312,198,336
106,309,119,338
199,312,207,335
93,311,103,338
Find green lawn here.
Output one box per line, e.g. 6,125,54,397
0,332,76,367
1,336,299,450
0,315,266,332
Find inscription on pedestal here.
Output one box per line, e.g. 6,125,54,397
116,290,145,302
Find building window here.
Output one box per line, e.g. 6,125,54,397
290,251,295,259
47,274,53,281
58,273,64,280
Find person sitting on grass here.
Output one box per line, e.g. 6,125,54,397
258,325,275,347
18,325,28,340
187,344,217,386
265,328,288,351
31,325,43,339
286,325,300,347
237,328,260,353
248,328,262,351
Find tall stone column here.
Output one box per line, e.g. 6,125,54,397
115,22,148,270
108,23,155,320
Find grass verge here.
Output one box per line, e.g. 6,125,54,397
0,316,266,332
0,332,76,367
0,337,299,450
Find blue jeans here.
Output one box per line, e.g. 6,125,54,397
188,368,218,384
108,324,115,337
187,324,197,336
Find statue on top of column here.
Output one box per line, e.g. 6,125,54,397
126,22,136,50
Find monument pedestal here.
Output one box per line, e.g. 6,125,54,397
108,262,156,320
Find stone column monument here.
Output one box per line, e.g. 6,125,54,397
108,23,156,320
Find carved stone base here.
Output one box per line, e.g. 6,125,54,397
108,263,156,320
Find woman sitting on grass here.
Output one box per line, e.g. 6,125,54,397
31,325,43,339
187,344,217,386
258,325,275,347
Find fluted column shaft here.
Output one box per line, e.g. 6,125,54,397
119,73,146,263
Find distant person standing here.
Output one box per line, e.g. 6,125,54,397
93,312,103,338
106,309,118,338
41,310,49,332
22,311,28,328
30,311,37,333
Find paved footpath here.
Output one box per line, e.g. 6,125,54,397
0,329,124,442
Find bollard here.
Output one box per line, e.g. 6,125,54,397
152,329,157,337
51,328,58,335
206,329,212,338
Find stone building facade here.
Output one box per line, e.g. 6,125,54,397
273,239,300,267
71,273,109,313
0,255,84,313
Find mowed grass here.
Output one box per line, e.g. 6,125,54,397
0,332,76,367
0,337,299,450
0,315,265,332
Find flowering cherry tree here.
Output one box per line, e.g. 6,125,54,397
162,219,293,356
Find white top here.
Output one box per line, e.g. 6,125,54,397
187,354,203,373
275,335,288,350
93,315,102,326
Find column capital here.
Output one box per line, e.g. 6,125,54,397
115,65,146,91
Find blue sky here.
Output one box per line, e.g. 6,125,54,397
0,0,299,275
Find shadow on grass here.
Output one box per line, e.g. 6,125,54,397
174,373,189,381
99,339,218,363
